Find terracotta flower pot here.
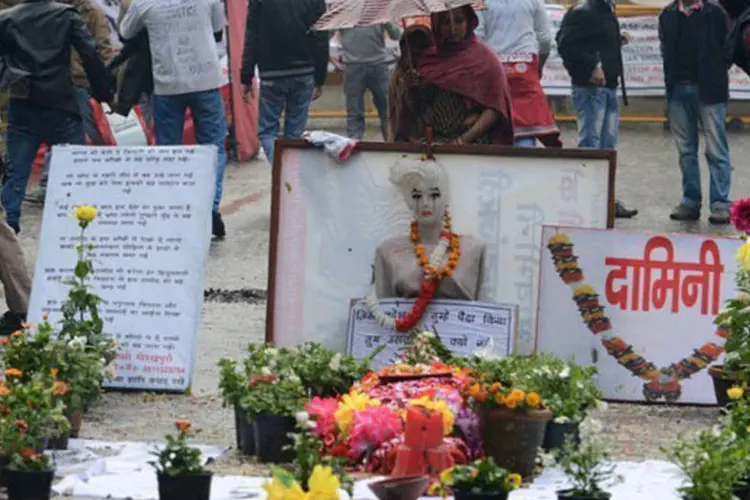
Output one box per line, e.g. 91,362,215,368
68,410,83,438
480,406,553,479
368,475,430,500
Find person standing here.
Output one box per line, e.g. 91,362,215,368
119,0,229,239
26,0,116,204
724,0,750,75
659,0,731,224
476,0,562,147
240,0,329,166
556,0,638,219
335,23,401,140
0,0,112,234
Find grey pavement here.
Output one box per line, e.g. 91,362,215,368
8,121,739,461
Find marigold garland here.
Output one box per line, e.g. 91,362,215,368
547,233,727,402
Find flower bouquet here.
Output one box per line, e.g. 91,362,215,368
150,420,212,500
429,457,522,500
264,464,343,500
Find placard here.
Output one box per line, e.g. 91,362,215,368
536,226,742,404
347,298,517,369
28,145,216,392
268,141,614,355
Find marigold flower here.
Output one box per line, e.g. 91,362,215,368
505,398,518,410
52,380,69,396
509,388,526,402
728,386,745,400
0,385,9,397
494,392,505,406
5,368,22,378
476,390,489,403
10,330,23,338
15,419,28,431
505,473,522,490
175,419,192,432
51,368,59,377
489,382,502,393
0,337,8,346
74,205,97,223
468,383,482,398
526,392,541,408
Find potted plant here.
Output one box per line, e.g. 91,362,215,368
664,424,749,500
530,355,603,451
150,420,212,500
291,342,382,398
429,457,522,499
554,419,621,500
463,357,552,478
242,371,305,464
4,448,55,500
264,464,342,500
717,388,750,499
217,358,251,453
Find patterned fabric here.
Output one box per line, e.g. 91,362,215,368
315,0,485,30
415,85,492,143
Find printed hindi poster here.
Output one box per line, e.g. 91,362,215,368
348,299,518,369
28,145,216,392
536,226,742,404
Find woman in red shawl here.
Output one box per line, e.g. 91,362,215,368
389,6,514,145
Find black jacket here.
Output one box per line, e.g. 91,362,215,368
556,0,626,96
659,2,729,105
240,0,329,87
108,31,153,117
728,7,750,77
0,0,112,115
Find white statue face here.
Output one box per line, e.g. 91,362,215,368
408,179,446,225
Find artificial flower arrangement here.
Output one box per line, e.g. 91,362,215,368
428,457,522,499
264,464,343,500
149,420,212,500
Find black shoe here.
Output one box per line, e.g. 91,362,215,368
670,204,700,221
708,208,731,225
615,201,638,219
0,311,25,336
212,212,226,239
9,223,19,235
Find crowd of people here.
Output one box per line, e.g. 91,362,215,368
0,0,748,336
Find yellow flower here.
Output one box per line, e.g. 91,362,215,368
74,205,97,223
728,387,745,400
307,465,340,500
505,398,518,409
509,389,526,403
335,391,380,433
738,240,750,270
439,467,455,486
505,473,522,490
526,392,541,408
494,392,505,406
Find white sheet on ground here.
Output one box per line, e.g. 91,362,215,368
51,439,686,499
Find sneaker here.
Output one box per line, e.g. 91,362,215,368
615,200,638,219
24,186,46,204
212,212,226,239
708,208,731,225
0,311,25,337
669,204,700,221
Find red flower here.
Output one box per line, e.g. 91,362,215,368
15,420,28,431
731,198,750,233
324,433,337,447
19,448,36,460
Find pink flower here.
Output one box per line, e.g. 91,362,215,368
731,198,750,233
305,397,339,437
348,406,403,462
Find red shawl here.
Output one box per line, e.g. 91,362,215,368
417,6,514,145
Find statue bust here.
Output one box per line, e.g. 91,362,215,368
368,158,487,331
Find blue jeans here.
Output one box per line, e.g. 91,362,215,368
258,75,315,166
3,99,84,230
153,89,227,213
668,84,731,211
571,86,620,149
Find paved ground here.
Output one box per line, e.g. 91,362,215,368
10,122,743,477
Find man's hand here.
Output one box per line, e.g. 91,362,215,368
621,31,632,46
589,67,606,87
242,84,255,103
312,86,323,101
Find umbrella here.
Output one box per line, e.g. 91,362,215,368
313,0,485,31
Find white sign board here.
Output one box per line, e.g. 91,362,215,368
540,7,750,99
536,226,741,404
28,146,216,392
269,144,612,355
347,298,517,369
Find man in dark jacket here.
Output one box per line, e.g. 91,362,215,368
659,0,731,224
241,0,329,166
0,0,112,234
556,0,637,219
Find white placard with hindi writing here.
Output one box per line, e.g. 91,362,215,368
28,145,216,392
347,299,518,369
536,226,742,405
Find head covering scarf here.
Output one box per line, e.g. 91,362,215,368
416,6,514,145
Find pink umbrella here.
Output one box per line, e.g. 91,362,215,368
313,0,485,30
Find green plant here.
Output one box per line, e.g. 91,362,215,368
149,420,205,476
554,419,621,498
530,355,602,423
217,359,244,408
715,263,750,378
430,457,522,497
664,425,749,500
240,373,305,417
290,343,381,397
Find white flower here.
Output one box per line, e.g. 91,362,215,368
580,418,603,438
295,411,309,426
540,452,557,468
554,416,571,424
596,400,609,412
265,348,278,358
306,421,318,430
559,366,570,378
420,331,435,339
329,353,342,371
289,374,301,384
